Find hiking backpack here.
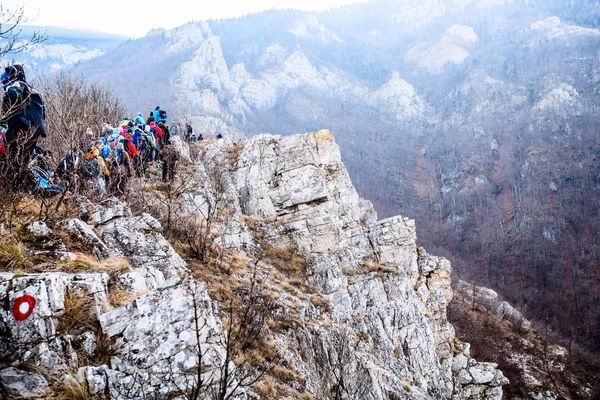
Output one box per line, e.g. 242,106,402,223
22,86,46,137
30,166,64,197
159,109,167,119
83,157,101,178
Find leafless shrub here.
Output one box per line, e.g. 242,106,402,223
171,167,229,264
40,72,125,157
108,268,282,400
0,5,46,58
315,329,374,400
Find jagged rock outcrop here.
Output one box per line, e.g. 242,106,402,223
190,130,508,399
455,280,531,330
1,132,507,399
0,199,230,398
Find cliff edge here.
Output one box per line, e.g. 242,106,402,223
0,131,507,399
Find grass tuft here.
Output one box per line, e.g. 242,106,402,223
0,239,34,271
58,292,97,333
263,245,307,280
52,375,89,400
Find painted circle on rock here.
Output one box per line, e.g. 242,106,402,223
12,295,36,321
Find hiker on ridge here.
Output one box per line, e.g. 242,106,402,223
0,65,47,185
154,106,168,124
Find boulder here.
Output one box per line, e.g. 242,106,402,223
28,221,52,237
0,367,49,398
64,218,111,259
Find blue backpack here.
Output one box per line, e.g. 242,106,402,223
30,166,64,196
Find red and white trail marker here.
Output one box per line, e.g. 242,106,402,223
12,295,36,322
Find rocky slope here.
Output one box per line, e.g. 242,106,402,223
451,282,600,399
1,132,508,399
22,1,599,352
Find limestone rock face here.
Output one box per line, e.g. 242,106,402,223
88,277,230,398
0,367,49,398
0,272,110,371
98,211,187,285
1,132,508,399
192,131,508,399
455,280,531,329
0,198,229,398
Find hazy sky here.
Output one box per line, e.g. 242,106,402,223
5,0,368,37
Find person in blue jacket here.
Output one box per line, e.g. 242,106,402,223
132,125,143,150
1,71,9,88
134,113,145,126
99,137,110,159
154,106,168,124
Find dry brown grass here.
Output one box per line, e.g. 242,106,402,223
310,295,332,313
240,214,260,231
58,292,97,333
62,253,131,274
221,142,245,168
271,364,302,384
51,375,89,400
108,285,138,309
0,238,34,271
362,261,396,274
255,376,277,398
90,330,117,365
294,392,316,400
263,245,307,280
282,281,300,296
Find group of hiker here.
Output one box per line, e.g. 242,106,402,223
0,64,199,197
62,109,181,195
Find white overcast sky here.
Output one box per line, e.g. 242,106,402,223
5,0,369,37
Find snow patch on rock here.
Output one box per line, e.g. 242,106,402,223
27,44,104,66
289,15,343,44
405,25,476,74
530,17,600,43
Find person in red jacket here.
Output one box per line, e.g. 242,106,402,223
124,134,139,158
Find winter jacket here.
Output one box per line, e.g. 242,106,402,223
0,78,46,138
99,137,110,159
86,147,109,176
132,128,143,150
124,135,139,157
154,108,168,124
135,113,145,126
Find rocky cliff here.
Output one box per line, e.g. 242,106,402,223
0,132,507,399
